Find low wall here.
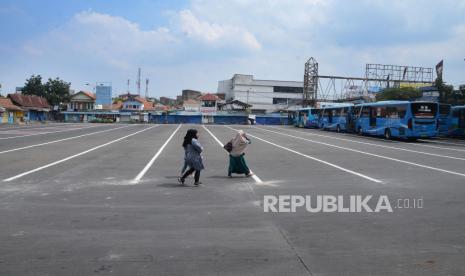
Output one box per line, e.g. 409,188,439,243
255,116,291,125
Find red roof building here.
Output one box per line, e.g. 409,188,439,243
8,93,50,111
197,93,219,101
0,97,23,111
68,91,96,111
197,93,218,113
8,93,50,122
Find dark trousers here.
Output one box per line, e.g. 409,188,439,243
182,168,200,183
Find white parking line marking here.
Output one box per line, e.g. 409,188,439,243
0,125,134,154
255,127,465,178
418,139,465,147
224,126,381,183
412,143,465,153
261,126,465,161
3,125,158,182
131,124,182,184
281,126,465,153
0,123,82,131
0,124,100,139
203,125,263,184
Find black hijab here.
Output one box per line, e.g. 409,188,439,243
182,129,198,148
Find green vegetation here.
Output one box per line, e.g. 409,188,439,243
22,75,71,107
435,77,465,105
375,87,422,101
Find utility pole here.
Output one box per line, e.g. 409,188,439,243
137,68,141,96
127,79,130,93
246,89,250,106
145,78,149,99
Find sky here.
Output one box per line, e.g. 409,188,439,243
1,0,465,98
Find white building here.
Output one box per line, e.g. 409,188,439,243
218,74,303,113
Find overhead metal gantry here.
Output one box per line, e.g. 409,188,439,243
302,57,434,106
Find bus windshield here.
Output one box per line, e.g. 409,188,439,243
411,103,437,118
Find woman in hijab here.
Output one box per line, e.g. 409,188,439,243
178,129,204,186
228,130,253,177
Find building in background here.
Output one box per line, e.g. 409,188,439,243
68,91,95,111
198,93,219,113
182,89,202,101
218,74,303,113
95,83,112,106
159,97,177,106
0,97,23,124
8,93,50,122
215,93,225,100
121,95,145,111
183,99,200,112
217,100,251,112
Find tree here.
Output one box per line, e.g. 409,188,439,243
44,77,71,107
446,85,465,105
22,75,46,98
22,75,71,107
434,76,454,103
375,87,422,101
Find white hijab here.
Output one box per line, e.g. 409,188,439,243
230,130,249,157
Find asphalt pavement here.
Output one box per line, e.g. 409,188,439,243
0,123,464,275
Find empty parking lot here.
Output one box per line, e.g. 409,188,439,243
1,123,464,275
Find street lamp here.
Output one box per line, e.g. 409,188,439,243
85,82,97,93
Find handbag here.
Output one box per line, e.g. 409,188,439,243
223,141,233,152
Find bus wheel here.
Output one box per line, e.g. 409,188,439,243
384,128,392,140
336,125,341,133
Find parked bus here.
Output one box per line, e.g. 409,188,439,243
294,107,321,128
448,106,465,137
354,101,438,139
318,105,354,132
438,103,452,136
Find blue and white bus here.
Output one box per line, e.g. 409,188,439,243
294,107,321,128
354,101,438,139
318,104,354,132
438,103,452,136
448,105,465,137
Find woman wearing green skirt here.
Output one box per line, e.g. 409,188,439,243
228,130,253,177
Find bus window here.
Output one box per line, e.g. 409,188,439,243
396,105,407,118
361,106,370,117
386,106,398,119
460,109,465,128
411,103,437,118
340,107,348,116
370,107,376,126
311,109,319,115
353,106,361,118
376,107,387,118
